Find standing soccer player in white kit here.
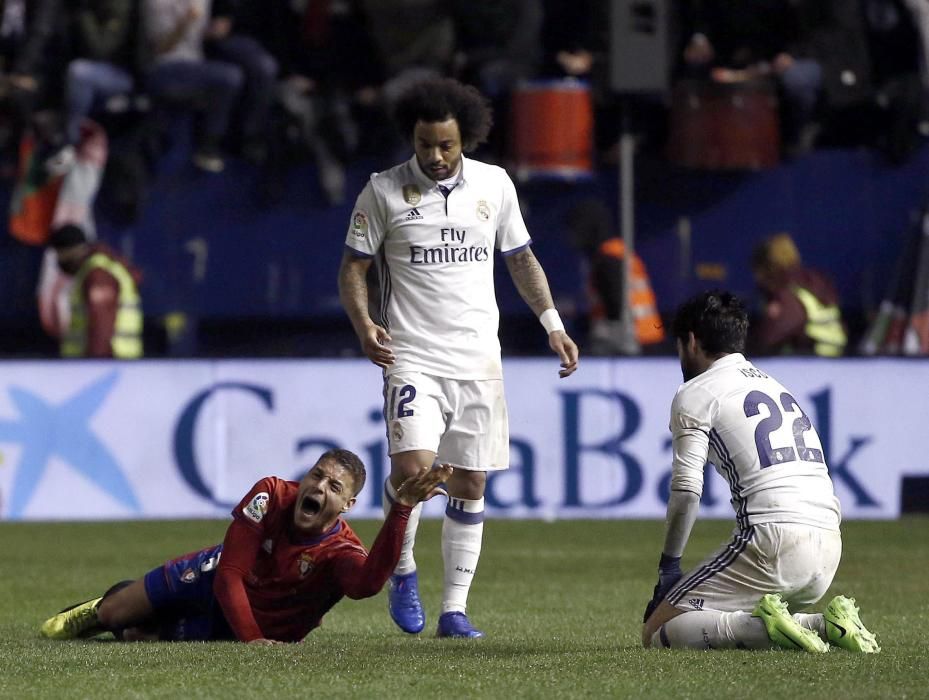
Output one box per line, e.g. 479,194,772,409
642,291,879,653
338,77,579,638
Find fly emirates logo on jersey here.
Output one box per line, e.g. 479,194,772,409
409,228,489,265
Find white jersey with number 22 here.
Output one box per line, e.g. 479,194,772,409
669,353,841,531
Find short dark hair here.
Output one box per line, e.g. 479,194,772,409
394,78,493,151
671,290,748,355
49,223,88,249
318,448,366,496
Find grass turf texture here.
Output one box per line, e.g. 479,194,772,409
3,518,926,699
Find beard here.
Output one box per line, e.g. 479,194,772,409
680,358,699,382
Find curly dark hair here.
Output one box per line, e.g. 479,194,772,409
393,78,494,152
671,290,748,355
318,448,367,496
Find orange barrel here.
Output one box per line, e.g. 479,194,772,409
666,78,781,170
510,79,594,180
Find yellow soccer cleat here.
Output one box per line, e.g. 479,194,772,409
753,593,829,653
824,595,881,653
40,597,103,640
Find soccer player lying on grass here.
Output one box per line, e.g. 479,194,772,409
641,291,880,653
40,449,453,644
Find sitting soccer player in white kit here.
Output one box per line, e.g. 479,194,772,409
642,290,879,653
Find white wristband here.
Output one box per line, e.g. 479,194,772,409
539,308,565,334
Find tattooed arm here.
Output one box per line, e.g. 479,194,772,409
505,248,579,377
338,251,395,369
504,247,556,316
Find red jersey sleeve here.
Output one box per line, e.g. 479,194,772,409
333,503,412,599
213,478,281,642
214,519,265,642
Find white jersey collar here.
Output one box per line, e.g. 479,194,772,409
709,353,746,371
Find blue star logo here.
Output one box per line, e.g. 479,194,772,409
0,370,140,519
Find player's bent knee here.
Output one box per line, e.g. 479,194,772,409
390,450,436,481
97,579,152,629
447,469,486,499
96,597,119,628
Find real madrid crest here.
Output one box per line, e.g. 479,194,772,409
476,200,490,221
402,184,422,206
392,421,404,443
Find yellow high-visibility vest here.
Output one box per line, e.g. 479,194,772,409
62,253,142,359
793,285,846,357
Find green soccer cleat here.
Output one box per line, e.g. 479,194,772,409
824,595,881,653
753,593,830,653
40,597,103,640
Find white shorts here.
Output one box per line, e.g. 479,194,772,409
667,522,842,613
383,371,509,471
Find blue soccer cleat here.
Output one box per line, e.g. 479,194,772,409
436,611,484,639
387,571,425,634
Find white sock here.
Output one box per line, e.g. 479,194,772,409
384,479,421,576
654,610,774,650
794,612,827,640
441,496,484,614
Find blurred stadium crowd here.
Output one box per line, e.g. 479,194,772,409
2,0,929,359
4,1,928,176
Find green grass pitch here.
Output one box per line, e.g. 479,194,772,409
2,517,927,699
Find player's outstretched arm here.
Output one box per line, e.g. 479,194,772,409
505,248,579,377
394,463,454,506
337,251,395,368
339,465,454,599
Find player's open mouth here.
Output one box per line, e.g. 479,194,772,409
300,495,322,516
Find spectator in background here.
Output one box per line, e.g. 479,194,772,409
259,0,381,205
567,198,665,355
7,110,109,342
792,2,878,152
361,0,452,95
677,0,824,154
359,0,454,154
540,0,651,161
49,223,143,359
62,0,140,159
0,0,63,173
449,0,543,100
541,0,603,80
141,0,243,173
10,110,107,245
204,0,278,164
750,232,847,357
449,0,543,159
